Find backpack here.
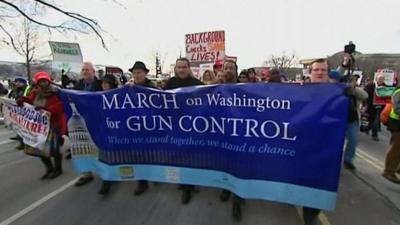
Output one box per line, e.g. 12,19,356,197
381,102,393,125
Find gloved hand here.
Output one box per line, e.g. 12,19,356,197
16,97,28,107
16,99,23,107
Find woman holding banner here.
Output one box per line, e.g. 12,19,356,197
17,72,67,180
98,74,119,195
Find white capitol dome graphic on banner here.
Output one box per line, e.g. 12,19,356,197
67,101,99,157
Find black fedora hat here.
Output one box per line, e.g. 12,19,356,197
129,61,149,73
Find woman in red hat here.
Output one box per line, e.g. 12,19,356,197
18,71,67,179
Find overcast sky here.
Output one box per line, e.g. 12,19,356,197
1,0,400,72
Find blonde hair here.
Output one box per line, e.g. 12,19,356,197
202,70,216,84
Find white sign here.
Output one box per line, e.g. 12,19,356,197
191,67,201,79
165,167,180,182
1,97,50,150
374,69,396,86
353,70,363,85
185,31,225,63
49,41,83,79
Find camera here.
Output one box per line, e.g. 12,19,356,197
344,41,356,54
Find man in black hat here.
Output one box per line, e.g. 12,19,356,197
164,58,203,204
126,61,155,196
128,61,156,88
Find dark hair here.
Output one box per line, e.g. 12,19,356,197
309,58,329,73
101,74,118,89
176,58,191,67
213,64,221,70
238,70,250,79
248,68,256,74
238,71,250,82
268,68,281,83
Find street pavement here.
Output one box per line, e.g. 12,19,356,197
0,124,399,225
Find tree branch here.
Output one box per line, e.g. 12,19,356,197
0,23,24,55
0,0,102,45
34,0,107,49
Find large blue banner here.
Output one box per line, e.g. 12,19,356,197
59,83,348,211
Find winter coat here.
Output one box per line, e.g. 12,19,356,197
20,85,67,135
165,76,203,90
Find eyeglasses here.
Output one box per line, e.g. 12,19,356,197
239,76,247,79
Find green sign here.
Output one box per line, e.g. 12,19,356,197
50,43,79,56
375,86,396,97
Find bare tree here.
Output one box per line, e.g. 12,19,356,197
265,52,298,71
0,0,108,49
1,18,41,81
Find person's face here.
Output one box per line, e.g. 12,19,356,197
15,81,24,88
102,81,112,90
132,69,147,84
377,76,385,85
238,74,249,83
175,61,191,79
310,62,329,83
223,62,237,82
38,79,50,89
81,64,95,82
217,72,225,83
249,71,256,79
204,72,211,81
214,66,222,74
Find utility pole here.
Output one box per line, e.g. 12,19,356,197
156,51,162,78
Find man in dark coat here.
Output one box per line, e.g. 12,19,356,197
164,58,203,204
74,62,102,92
73,62,102,187
165,58,203,89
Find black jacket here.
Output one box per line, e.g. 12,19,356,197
8,85,26,100
142,79,157,89
164,76,203,90
74,77,102,92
